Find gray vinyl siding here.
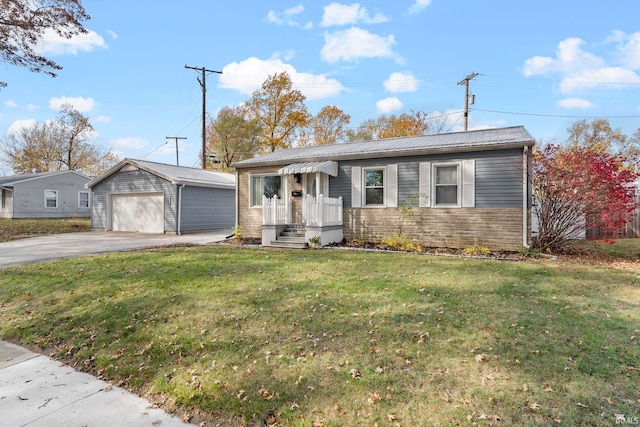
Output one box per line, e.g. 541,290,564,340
91,169,178,231
9,173,91,219
180,186,235,231
330,148,524,208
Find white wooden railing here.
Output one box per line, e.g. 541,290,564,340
303,194,343,226
262,195,291,225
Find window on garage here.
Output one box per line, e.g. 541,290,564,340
44,190,58,208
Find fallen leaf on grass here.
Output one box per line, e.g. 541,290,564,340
350,368,361,379
528,402,540,410
258,388,274,400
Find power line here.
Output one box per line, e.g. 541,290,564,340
473,108,640,119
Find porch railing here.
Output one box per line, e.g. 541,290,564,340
304,194,343,227
262,195,291,225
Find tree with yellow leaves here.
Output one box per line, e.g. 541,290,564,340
246,72,310,153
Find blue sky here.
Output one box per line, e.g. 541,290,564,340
1,1,639,171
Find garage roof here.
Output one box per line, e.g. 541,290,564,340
0,170,90,188
86,159,236,190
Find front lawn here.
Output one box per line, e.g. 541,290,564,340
0,217,92,243
0,246,638,426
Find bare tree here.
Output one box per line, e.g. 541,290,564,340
1,104,118,176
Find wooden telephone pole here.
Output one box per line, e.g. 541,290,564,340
457,72,480,131
166,136,186,166
185,65,222,169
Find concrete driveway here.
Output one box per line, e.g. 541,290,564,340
0,229,233,269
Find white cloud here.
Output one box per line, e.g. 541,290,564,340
219,57,345,100
615,31,640,69
522,36,640,93
266,4,312,28
376,97,403,114
49,96,95,112
321,3,389,27
109,137,149,150
409,0,432,15
384,72,420,93
7,119,36,136
560,67,640,93
35,29,108,55
94,115,111,123
523,38,604,77
4,100,18,108
107,30,118,40
26,104,39,111
321,27,399,63
557,98,594,109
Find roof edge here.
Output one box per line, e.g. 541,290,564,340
234,140,535,169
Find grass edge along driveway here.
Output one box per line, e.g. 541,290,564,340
1,245,638,426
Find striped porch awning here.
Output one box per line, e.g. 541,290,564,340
278,161,339,177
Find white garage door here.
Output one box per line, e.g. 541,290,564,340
110,192,164,233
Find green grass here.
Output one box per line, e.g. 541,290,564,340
0,246,638,426
0,217,92,242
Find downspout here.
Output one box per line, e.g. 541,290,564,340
234,170,239,234
522,146,529,248
177,184,186,235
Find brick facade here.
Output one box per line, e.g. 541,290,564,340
344,207,527,251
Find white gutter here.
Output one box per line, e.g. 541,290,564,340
522,146,529,248
177,184,186,235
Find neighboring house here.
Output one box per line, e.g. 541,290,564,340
0,170,92,219
233,126,535,251
86,159,236,234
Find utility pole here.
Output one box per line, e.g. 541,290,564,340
166,136,186,166
457,72,480,131
185,65,222,169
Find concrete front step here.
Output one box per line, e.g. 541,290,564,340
269,224,308,249
268,240,308,249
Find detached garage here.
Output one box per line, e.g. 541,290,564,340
86,159,236,234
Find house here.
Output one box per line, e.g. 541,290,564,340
233,126,535,251
0,170,92,219
86,159,236,234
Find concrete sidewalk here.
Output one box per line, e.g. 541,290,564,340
0,341,196,427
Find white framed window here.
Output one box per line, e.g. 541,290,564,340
419,160,475,208
44,190,58,208
434,163,460,207
364,167,385,206
351,165,397,208
249,174,285,207
78,191,90,208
